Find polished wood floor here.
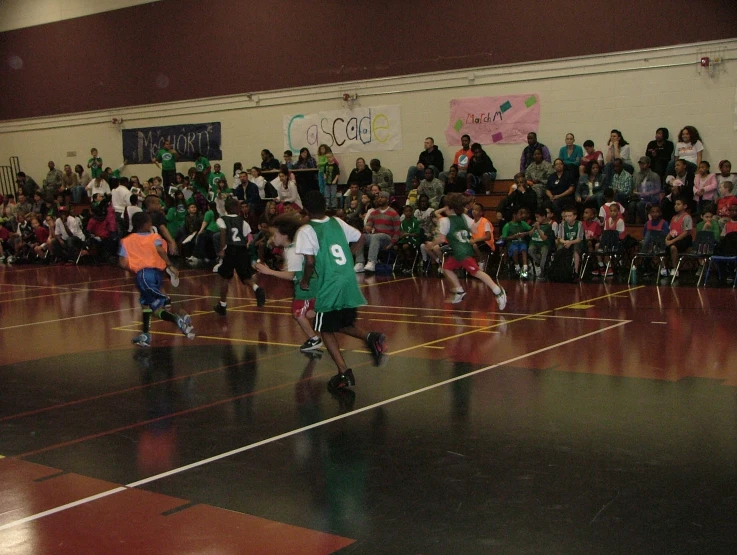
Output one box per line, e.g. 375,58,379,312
1,263,736,554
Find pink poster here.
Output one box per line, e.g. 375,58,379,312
444,94,541,145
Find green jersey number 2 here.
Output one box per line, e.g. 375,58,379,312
331,244,347,265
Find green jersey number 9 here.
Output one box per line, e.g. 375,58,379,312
330,244,347,265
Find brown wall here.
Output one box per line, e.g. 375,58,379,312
1,0,735,121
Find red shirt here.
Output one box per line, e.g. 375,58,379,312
34,226,49,243
582,219,602,240
717,196,737,219
724,221,737,235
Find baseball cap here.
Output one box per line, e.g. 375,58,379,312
638,156,651,165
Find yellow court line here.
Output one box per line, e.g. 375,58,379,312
113,327,302,348
358,277,416,288
362,317,485,329
360,304,626,322
387,286,644,356
423,345,446,349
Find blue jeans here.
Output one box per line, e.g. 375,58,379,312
72,185,86,203
318,171,326,195
325,183,337,209
356,233,391,264
194,230,220,260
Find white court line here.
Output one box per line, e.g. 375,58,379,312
0,319,629,532
651,321,668,324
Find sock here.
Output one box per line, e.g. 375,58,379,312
454,289,464,294
515,264,520,271
311,335,319,341
491,284,502,295
219,301,227,307
157,309,178,324
142,309,152,334
252,283,259,291
598,262,604,267
523,265,528,271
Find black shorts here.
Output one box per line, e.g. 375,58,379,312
314,307,358,333
218,245,253,281
673,234,693,253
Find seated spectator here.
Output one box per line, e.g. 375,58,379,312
693,161,718,213
233,162,243,181
0,194,18,229
716,160,736,198
597,202,625,277
260,149,280,171
414,194,434,242
722,204,737,237
395,205,421,273
663,160,695,221
525,147,555,203
274,166,302,212
645,128,675,182
59,164,77,201
443,164,466,194
16,192,32,216
417,167,444,209
441,134,473,182
471,202,495,269
11,212,35,261
498,173,537,225
641,205,669,253
405,137,444,188
343,181,362,212
207,163,226,192
520,132,551,173
598,188,626,221
668,126,704,176
502,207,532,278
124,194,142,233
54,206,85,260
545,159,576,212
73,165,91,203
716,181,737,223
579,140,604,176
528,208,554,280
558,133,584,179
466,143,497,194
663,197,693,277
630,156,662,224
347,158,373,190
603,129,633,183
16,171,39,198
354,191,400,273
582,206,603,261
695,203,721,242
86,199,117,260
610,158,633,205
576,161,606,206
188,203,221,265
31,216,54,260
294,148,317,170
31,192,47,219
370,158,394,194
283,150,294,170
166,190,188,242
556,206,584,276
87,174,111,198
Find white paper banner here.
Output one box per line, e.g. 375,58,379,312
283,105,402,154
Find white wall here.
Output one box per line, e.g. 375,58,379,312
0,0,162,31
1,39,735,184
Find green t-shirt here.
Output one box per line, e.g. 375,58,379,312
696,220,721,241
531,222,553,244
317,154,328,172
203,210,220,233
195,156,210,173
166,204,187,237
88,157,103,178
502,220,532,243
308,218,366,312
208,172,226,192
399,217,420,246
156,148,177,171
446,214,475,261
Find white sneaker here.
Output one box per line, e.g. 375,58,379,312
354,262,365,273
212,259,222,273
660,268,669,277
495,287,507,311
364,261,376,273
166,266,179,287
448,290,466,304
534,265,541,277
5,256,14,264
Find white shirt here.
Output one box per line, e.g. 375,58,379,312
87,179,111,197
250,176,267,199
274,178,301,206
285,244,304,273
438,213,477,236
111,185,131,214
55,215,85,240
296,217,361,256
126,205,143,232
675,141,704,164
216,216,251,237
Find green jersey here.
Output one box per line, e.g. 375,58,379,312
156,148,177,171
166,204,187,237
443,214,475,261
195,156,210,173
88,157,103,178
300,217,366,312
530,222,553,244
286,244,317,301
203,210,220,233
208,171,226,192
502,220,532,243
696,220,721,241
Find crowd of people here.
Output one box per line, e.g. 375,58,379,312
1,125,736,285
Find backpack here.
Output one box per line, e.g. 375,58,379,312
547,247,575,283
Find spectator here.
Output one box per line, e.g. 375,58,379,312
663,160,695,221
294,148,317,170
43,161,63,199
316,144,331,195
16,192,32,215
525,147,554,203
663,197,693,277
610,158,633,205
405,137,444,188
16,171,39,198
274,166,302,211
153,140,178,188
693,161,718,213
466,143,497,194
354,191,400,273
444,165,466,194
579,140,604,176
520,132,551,173
631,156,662,224
498,173,537,224
260,149,280,171
125,194,142,233
166,189,188,242
370,159,394,194
54,205,85,259
576,161,605,206
87,148,103,179
111,176,131,232
502,207,532,278
207,163,226,191
417,167,444,209
545,159,576,212
283,150,294,170
716,181,737,223
441,134,473,182
73,164,90,203
60,164,77,199
558,133,584,178
645,128,675,182
0,194,18,229
188,203,221,265
347,158,372,190
31,191,47,219
716,160,737,199
556,206,584,276
641,205,669,253
603,129,633,183
324,152,341,210
343,181,362,212
292,147,318,199
233,162,243,181
87,174,111,198
528,208,554,280
695,204,721,242
669,126,704,176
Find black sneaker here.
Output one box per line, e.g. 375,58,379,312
255,287,266,307
214,304,227,316
300,336,324,352
327,369,356,391
366,332,387,366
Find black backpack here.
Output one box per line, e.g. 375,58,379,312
548,247,575,283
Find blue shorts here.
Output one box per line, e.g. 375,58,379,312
507,242,528,256
135,268,170,312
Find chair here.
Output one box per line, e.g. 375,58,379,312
628,230,667,284
703,232,737,288
392,246,421,275
671,230,716,286
581,230,621,278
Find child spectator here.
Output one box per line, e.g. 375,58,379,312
596,203,625,277
693,161,718,213
556,206,584,276
125,194,143,233
598,188,625,220
528,208,554,280
641,205,669,253
395,205,421,274
188,202,221,266
54,207,85,261
0,194,17,229
717,181,737,223
695,203,721,241
721,204,737,237
0,225,10,263
29,217,49,260
323,152,341,210
501,207,532,278
582,206,603,263
471,202,495,270
716,160,736,198
663,197,693,277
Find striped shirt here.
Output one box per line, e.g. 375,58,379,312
366,207,401,244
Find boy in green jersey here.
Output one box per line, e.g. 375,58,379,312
296,191,387,391
153,139,179,188
433,193,507,308
256,214,322,352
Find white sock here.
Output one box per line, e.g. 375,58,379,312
219,301,227,307
252,283,259,291
491,284,502,295
523,265,528,271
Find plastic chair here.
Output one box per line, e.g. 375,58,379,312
628,230,667,284
671,230,716,286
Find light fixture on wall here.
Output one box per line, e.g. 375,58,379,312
111,117,124,130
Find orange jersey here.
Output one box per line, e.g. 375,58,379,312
120,232,167,273
472,216,495,250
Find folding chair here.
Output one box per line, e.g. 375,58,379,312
703,232,737,288
628,230,667,285
671,230,716,286
581,230,621,278
392,246,421,275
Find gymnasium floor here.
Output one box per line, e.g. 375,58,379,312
1,265,736,554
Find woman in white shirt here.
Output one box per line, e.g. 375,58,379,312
603,129,633,185
274,167,302,210
674,126,704,167
249,167,268,200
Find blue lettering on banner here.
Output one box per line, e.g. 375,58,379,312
123,122,222,164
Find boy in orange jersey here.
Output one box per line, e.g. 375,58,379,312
119,212,195,347
470,202,495,271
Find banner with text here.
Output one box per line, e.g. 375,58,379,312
284,105,402,154
445,94,541,145
123,122,222,164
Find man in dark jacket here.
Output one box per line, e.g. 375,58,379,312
405,137,445,189
466,143,498,194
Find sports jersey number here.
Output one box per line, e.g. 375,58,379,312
231,229,242,242
331,244,347,265
454,230,470,243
